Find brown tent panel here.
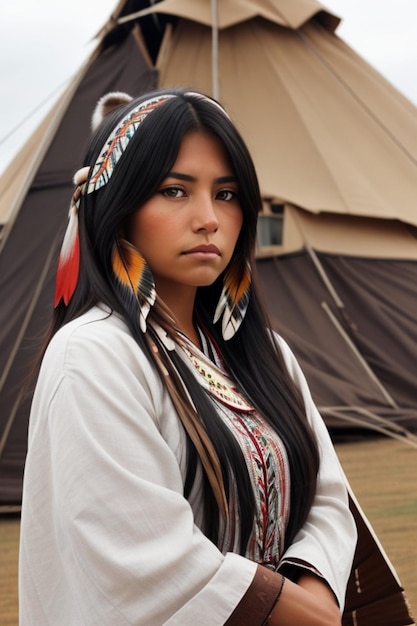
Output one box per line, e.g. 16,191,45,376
0,27,157,505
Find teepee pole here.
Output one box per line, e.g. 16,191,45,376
211,0,219,99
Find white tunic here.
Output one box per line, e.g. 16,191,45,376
19,305,357,625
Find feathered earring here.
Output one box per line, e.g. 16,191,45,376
213,261,251,340
112,238,156,332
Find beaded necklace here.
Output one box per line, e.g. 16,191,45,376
179,332,254,413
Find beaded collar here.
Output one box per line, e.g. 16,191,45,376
179,331,254,413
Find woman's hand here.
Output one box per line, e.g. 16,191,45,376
268,572,341,626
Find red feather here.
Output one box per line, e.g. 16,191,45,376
54,211,80,307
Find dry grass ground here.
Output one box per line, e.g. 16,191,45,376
336,437,417,620
0,513,20,625
1,437,416,625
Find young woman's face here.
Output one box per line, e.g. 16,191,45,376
128,131,243,302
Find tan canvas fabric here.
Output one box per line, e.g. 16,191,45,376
116,0,340,31
0,107,64,230
158,17,417,225
280,206,417,258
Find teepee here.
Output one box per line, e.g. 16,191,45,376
1,0,417,508
1,2,417,622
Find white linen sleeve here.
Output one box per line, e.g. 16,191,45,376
276,335,357,611
21,317,256,626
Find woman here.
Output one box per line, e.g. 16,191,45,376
19,89,356,625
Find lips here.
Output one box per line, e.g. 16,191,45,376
183,244,220,255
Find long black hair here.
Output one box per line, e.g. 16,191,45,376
49,88,319,553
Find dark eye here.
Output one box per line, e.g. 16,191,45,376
216,189,237,201
160,186,186,198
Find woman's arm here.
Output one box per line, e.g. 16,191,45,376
270,572,341,626
225,566,341,626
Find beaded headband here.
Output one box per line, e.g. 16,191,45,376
86,91,229,195
87,94,176,195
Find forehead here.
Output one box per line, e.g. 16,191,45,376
172,131,234,173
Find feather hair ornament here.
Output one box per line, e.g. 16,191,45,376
54,205,80,307
112,238,156,332
54,167,90,307
213,261,251,340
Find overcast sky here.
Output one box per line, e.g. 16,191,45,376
0,0,416,175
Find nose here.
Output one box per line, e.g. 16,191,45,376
192,195,219,233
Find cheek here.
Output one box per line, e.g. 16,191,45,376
231,211,244,241
129,211,161,248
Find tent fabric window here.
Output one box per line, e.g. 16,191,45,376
256,202,285,253
257,215,283,248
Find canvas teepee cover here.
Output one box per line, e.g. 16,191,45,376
2,0,417,491
3,0,417,509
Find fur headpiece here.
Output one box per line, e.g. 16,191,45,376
91,91,133,132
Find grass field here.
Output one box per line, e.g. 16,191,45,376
1,437,416,624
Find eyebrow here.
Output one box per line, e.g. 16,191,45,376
167,171,237,184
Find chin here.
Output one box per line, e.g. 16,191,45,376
188,269,223,287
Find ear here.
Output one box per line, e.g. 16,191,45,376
91,92,133,132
